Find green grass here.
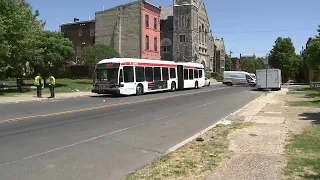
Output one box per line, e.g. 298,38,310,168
283,125,320,179
125,123,252,180
288,87,320,108
0,79,92,97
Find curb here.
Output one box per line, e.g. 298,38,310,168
0,93,92,104
165,91,268,154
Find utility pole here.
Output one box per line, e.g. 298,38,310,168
229,51,233,71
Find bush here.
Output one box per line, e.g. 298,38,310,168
211,72,223,81
205,71,223,81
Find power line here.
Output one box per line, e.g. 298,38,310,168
215,27,316,34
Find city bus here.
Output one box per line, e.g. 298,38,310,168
91,58,205,96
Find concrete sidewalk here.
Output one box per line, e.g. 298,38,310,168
0,91,95,104
206,88,312,180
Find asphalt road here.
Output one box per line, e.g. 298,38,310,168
0,85,263,180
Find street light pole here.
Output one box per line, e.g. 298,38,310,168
229,51,233,71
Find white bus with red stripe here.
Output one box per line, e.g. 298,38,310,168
92,58,205,96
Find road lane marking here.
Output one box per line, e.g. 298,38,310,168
0,90,249,167
0,87,229,124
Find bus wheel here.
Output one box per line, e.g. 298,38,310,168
136,84,143,96
195,81,199,89
170,82,176,91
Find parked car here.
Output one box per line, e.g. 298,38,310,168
204,77,210,87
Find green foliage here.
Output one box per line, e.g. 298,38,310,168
269,37,299,82
241,58,265,73
205,71,223,81
302,25,320,81
225,58,232,71
31,30,74,77
81,44,119,66
0,1,74,79
0,0,43,76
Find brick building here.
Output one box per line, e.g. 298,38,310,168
95,0,161,60
60,19,95,64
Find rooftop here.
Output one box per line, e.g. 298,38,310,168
60,19,95,27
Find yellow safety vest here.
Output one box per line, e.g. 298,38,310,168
34,76,40,85
49,76,55,85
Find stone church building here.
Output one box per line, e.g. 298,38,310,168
160,0,225,72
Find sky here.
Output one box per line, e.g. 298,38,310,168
27,0,320,57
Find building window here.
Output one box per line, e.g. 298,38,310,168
179,35,186,42
78,29,82,36
76,46,81,56
145,15,149,28
162,46,171,52
154,37,158,51
154,18,157,30
64,30,68,38
182,15,186,27
145,36,149,50
90,29,94,36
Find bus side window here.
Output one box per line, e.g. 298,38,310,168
119,69,124,83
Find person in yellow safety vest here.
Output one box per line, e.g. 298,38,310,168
34,73,42,98
48,74,55,98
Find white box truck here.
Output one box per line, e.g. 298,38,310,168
256,69,282,90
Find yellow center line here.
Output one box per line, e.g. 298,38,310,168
0,87,227,124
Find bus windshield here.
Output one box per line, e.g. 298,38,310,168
95,68,119,84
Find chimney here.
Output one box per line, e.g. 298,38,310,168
74,18,79,22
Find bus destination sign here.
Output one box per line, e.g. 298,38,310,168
96,63,120,69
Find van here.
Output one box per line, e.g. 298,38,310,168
223,71,256,86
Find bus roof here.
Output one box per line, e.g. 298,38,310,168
97,58,204,68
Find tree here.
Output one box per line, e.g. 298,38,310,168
240,58,265,73
225,58,232,71
31,31,74,78
81,44,119,66
303,39,320,80
0,0,43,77
269,37,299,82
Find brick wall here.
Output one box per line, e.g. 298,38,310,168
95,2,142,58
60,20,95,63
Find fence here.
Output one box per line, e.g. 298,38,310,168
310,81,320,89
0,79,35,92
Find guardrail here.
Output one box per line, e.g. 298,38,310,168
310,81,320,89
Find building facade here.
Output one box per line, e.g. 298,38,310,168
213,38,225,73
159,0,221,72
95,0,161,60
60,19,95,64
160,6,174,61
